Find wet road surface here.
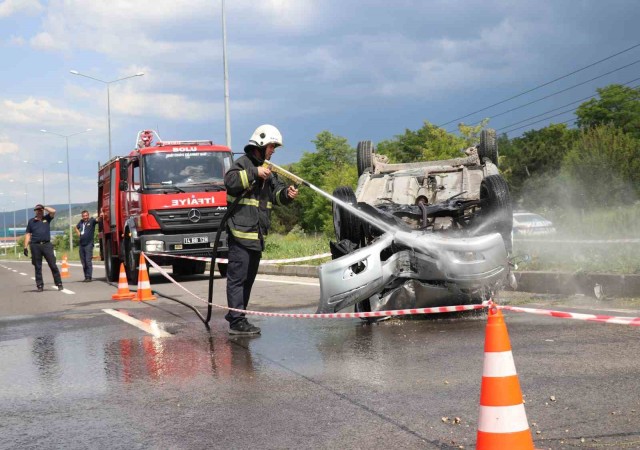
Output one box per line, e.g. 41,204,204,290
1,260,639,449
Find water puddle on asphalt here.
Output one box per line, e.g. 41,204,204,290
0,309,486,398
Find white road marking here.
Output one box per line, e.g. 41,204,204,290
50,285,75,295
30,277,35,280
19,273,27,276
254,277,319,287
102,309,172,338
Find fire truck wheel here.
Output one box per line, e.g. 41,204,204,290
217,263,228,277
125,240,140,284
104,240,119,282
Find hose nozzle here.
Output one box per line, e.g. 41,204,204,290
263,161,306,186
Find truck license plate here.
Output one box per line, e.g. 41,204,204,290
184,236,208,244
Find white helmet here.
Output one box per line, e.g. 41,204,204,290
248,124,282,148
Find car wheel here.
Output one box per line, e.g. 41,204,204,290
332,186,362,245
478,129,498,167
356,140,374,176
479,175,513,253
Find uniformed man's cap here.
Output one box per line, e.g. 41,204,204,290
33,204,44,211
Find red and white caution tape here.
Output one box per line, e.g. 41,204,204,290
145,251,331,265
499,304,640,326
140,252,640,325
141,252,485,319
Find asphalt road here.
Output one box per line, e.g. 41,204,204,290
1,260,639,449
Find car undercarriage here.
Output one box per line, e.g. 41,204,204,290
315,129,514,318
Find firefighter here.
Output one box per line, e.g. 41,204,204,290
24,204,64,292
223,124,298,335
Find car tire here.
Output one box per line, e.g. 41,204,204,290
478,129,498,167
356,140,374,176
479,175,513,253
333,186,362,245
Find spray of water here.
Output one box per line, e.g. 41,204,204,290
266,161,446,257
265,161,395,234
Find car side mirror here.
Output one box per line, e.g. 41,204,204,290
119,180,128,191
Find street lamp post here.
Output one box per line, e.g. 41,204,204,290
69,70,144,159
0,193,5,256
221,0,231,149
12,200,16,257
24,186,28,225
40,129,92,254
2,206,5,256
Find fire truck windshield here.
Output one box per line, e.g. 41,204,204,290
143,151,231,189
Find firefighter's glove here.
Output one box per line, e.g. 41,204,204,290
23,248,29,257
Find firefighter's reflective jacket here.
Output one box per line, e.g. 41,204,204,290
224,152,293,251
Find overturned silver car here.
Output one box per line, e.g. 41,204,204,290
316,130,513,317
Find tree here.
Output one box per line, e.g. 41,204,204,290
271,131,357,235
458,119,490,147
562,124,640,207
500,124,578,202
576,84,640,138
54,229,80,256
377,121,467,163
295,131,355,185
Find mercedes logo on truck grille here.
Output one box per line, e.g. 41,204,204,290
188,209,201,223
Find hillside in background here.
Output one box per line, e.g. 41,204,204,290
0,201,98,233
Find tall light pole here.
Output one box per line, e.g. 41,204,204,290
1,206,5,256
24,187,28,225
11,200,16,257
69,70,144,159
221,0,232,148
0,193,5,256
40,129,92,254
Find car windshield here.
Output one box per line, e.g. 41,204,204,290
142,151,231,188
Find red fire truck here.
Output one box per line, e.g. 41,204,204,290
98,130,231,283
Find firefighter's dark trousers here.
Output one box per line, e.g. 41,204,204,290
30,242,62,288
225,238,261,326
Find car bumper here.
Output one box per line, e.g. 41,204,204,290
316,231,508,313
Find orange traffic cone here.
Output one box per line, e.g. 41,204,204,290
60,254,70,279
134,253,156,301
476,306,535,449
112,263,135,300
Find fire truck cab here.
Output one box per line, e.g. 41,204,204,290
98,130,232,283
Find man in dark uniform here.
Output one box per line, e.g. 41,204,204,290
75,210,102,282
224,124,299,335
24,204,63,292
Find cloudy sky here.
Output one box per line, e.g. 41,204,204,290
0,0,638,210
